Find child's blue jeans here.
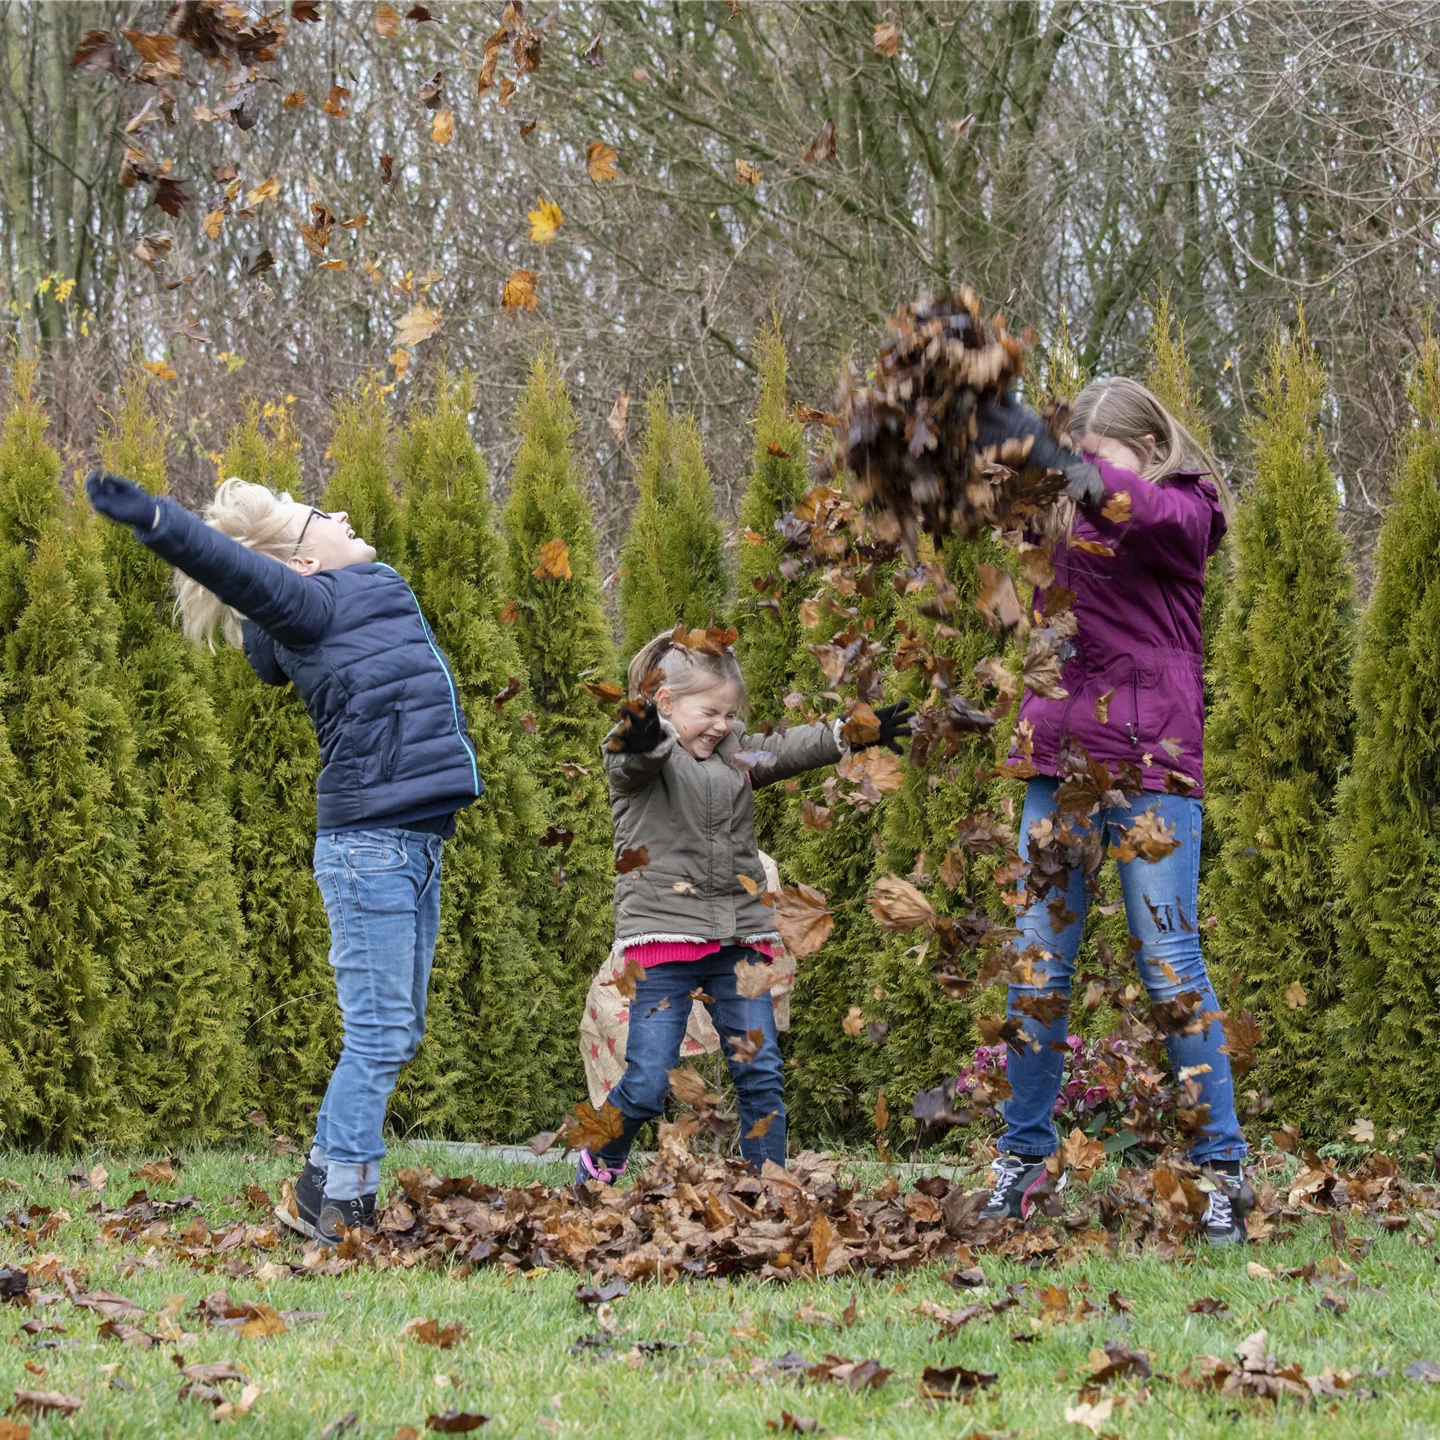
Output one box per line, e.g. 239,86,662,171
308,827,444,1199
1000,777,1248,1165
595,945,787,1170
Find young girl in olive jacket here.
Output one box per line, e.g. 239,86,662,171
574,631,911,1186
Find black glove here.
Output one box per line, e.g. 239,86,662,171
860,702,914,755
86,470,159,532
974,394,1104,508
617,700,665,754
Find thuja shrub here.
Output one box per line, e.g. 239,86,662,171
1332,338,1440,1139
1203,327,1354,1135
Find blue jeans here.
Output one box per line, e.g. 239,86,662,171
597,946,787,1170
310,828,444,1198
1000,778,1247,1165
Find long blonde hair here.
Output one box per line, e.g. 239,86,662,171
174,478,305,650
627,628,748,715
1069,376,1234,521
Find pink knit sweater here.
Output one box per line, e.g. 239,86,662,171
623,938,777,968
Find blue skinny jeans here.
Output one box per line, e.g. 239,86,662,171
309,827,444,1199
999,777,1247,1165
597,945,787,1171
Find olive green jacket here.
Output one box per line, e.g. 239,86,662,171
604,717,843,944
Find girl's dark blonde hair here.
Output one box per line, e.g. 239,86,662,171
627,629,748,714
174,477,307,650
1069,375,1234,522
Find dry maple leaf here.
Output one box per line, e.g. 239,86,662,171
394,303,441,347
727,1029,765,1064
607,390,629,446
532,537,571,580
563,1100,624,1153
1059,1126,1105,1172
734,958,780,999
735,872,759,895
974,564,1028,636
734,157,763,185
1285,980,1308,1009
390,349,411,381
322,84,350,117
1109,807,1179,863
1094,687,1115,724
376,3,400,36
746,1111,777,1140
802,118,836,164
1100,490,1132,524
873,20,900,55
581,680,624,704
616,845,650,875
586,140,618,181
502,268,538,313
771,883,833,957
1069,536,1115,557
401,1316,467,1349
603,958,645,1001
245,176,279,207
842,1005,864,1036
431,108,455,144
866,875,934,932
800,799,832,831
874,1092,889,1133
527,197,562,244
668,1066,723,1109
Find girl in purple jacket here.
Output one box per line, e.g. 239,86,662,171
975,377,1249,1244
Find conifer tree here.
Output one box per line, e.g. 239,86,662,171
323,381,404,562
96,372,251,1141
502,342,617,1104
1332,338,1440,1135
211,399,335,1135
395,366,558,1138
619,386,728,661
1203,327,1354,1132
0,357,139,1144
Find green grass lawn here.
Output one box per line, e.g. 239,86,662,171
2,1144,1440,1439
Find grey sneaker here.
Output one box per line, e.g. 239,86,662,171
1201,1170,1254,1246
316,1193,376,1248
980,1154,1065,1221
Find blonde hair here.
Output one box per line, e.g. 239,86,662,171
1069,376,1234,522
174,477,306,650
627,629,748,715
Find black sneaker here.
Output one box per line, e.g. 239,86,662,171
316,1193,376,1248
275,1159,326,1240
1200,1170,1254,1246
980,1154,1066,1221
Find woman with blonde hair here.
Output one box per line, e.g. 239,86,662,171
86,470,482,1246
971,377,1249,1244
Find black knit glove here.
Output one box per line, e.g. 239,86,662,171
859,702,914,755
617,700,665,754
86,469,159,532
975,394,1104,508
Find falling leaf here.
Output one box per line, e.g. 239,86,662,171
133,230,173,269
151,176,191,216
141,359,177,381
800,799,832,831
975,564,1028,636
866,875,934,932
293,1,323,21
802,119,836,164
284,89,307,108
394,303,441,347
1285,980,1308,1009
1070,537,1114,557
532,538,571,580
1094,688,1114,724
728,1030,765,1064
1347,1118,1375,1145
734,158,763,185
581,680,624,704
526,197,563,245
1109,807,1179,863
432,108,455,144
746,1112,777,1140
616,847,650,875
497,76,516,108
668,1067,723,1109
842,1006,864,1037
873,1093,889,1133
734,959,780,999
390,349,411,381
563,1101,624,1153
121,28,180,73
1100,490,1132,523
772,884,833,957
322,85,350,117
603,958,645,1001
1059,1126,1105,1172
402,1317,467,1349
1159,736,1185,760
376,3,400,36
72,29,126,77
245,176,280,207
607,391,629,447
873,20,900,55
586,141,619,182
502,268,538,313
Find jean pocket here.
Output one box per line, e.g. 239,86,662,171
341,838,408,873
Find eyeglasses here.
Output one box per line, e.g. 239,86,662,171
291,507,326,560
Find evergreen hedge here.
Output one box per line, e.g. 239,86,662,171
619,386,728,662
1203,329,1355,1134
1332,338,1440,1138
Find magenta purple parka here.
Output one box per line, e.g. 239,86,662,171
1013,456,1226,797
